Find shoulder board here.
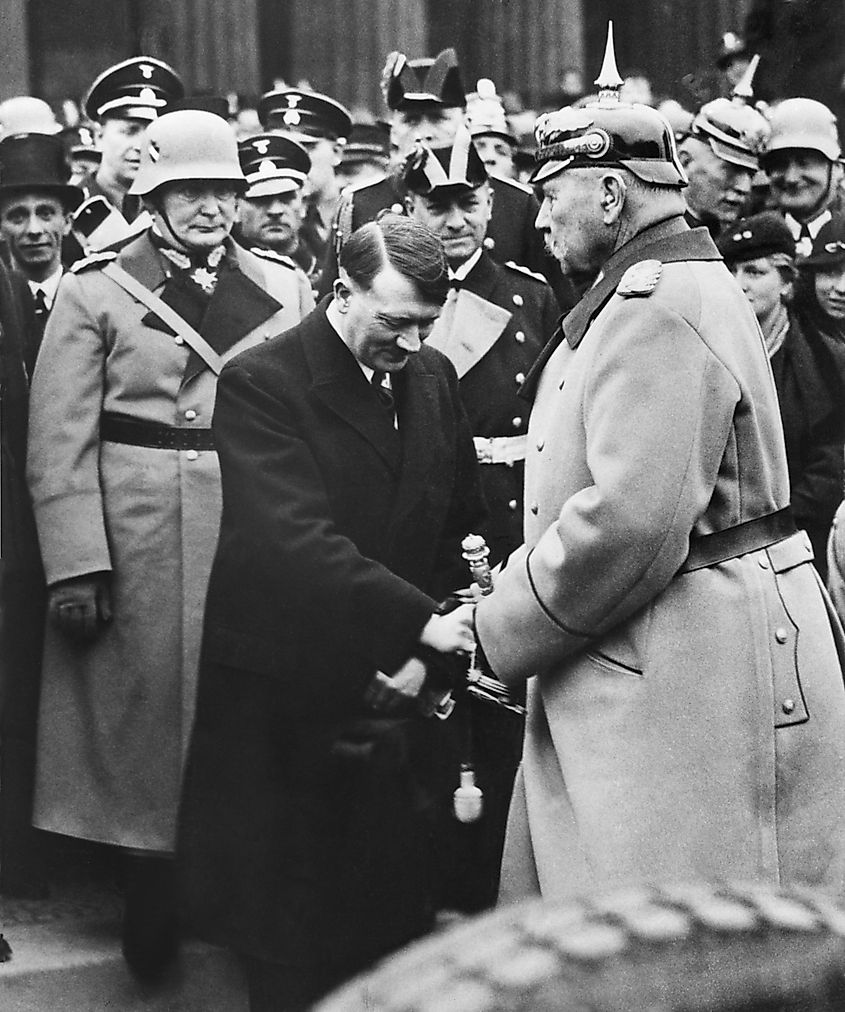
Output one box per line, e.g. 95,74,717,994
504,260,548,284
70,249,118,273
343,173,388,197
494,175,533,194
249,247,297,269
616,259,662,297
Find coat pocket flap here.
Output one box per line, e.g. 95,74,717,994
766,531,814,574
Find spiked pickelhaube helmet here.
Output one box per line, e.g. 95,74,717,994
530,23,687,188
688,56,770,171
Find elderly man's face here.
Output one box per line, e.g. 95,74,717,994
0,191,69,279
679,137,753,226
153,181,239,253
391,106,465,158
406,182,493,267
534,169,609,277
341,264,442,373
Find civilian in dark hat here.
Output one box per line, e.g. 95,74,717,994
72,56,184,253
719,211,843,576
320,47,574,312
336,122,390,190
258,88,352,267
403,129,558,913
0,132,83,363
236,132,319,288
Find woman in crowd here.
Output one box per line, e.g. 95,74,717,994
718,211,843,577
26,109,313,979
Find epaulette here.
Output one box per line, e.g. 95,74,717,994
249,247,297,269
69,249,118,273
494,175,533,195
504,260,548,284
616,259,662,297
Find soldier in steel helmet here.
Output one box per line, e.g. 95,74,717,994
761,97,845,257
26,109,313,979
472,24,845,905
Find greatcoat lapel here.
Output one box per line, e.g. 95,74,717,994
304,302,401,472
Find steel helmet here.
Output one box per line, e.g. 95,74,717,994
762,98,841,164
530,23,687,188
129,110,247,196
688,56,770,171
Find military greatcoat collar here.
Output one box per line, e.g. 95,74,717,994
519,217,720,404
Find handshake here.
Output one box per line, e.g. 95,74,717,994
363,595,479,718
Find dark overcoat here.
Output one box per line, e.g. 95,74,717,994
178,300,485,972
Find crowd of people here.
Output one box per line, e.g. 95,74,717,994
0,19,845,1012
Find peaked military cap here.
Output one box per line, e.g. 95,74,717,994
531,23,687,188
341,122,390,167
84,57,184,123
799,215,845,269
238,133,311,197
716,211,796,263
401,128,487,196
382,48,466,111
60,124,100,161
0,132,83,209
258,88,351,143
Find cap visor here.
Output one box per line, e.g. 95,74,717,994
527,157,573,185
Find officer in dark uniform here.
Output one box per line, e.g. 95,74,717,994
69,56,183,256
258,88,352,272
319,47,573,311
402,130,559,911
236,132,319,295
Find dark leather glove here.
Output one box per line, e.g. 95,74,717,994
48,573,112,641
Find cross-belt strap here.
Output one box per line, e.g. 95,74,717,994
680,507,796,574
101,262,222,375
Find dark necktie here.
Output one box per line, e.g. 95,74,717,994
33,287,48,322
371,371,395,413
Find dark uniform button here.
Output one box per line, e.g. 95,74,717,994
512,294,523,307
512,416,522,428
515,372,525,384
515,330,526,344
508,499,518,511
184,409,197,421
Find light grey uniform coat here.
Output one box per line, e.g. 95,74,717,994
27,233,313,851
476,219,845,903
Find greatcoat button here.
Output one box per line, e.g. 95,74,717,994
529,502,539,515
775,627,788,644
186,449,199,461
512,416,522,428
184,409,197,421
512,294,523,307
508,499,518,511
390,202,403,213
515,330,526,344
782,699,796,714
758,557,769,569
515,372,525,384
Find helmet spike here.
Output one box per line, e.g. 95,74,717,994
731,53,760,104
595,21,624,105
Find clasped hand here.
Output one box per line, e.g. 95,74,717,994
364,603,476,715
48,573,113,641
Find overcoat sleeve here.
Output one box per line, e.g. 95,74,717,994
476,297,741,682
212,358,439,681
26,272,111,585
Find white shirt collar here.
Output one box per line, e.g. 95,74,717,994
784,209,831,240
448,247,483,283
326,298,389,385
29,266,63,307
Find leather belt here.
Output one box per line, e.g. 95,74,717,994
473,434,526,466
680,507,796,574
100,412,215,451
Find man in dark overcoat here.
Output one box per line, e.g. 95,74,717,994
178,214,485,1011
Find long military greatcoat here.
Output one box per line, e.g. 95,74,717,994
476,218,845,902
26,231,313,851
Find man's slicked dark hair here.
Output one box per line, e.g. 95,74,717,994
339,212,449,304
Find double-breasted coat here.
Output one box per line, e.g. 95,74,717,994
476,218,845,902
178,301,485,973
26,231,313,851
